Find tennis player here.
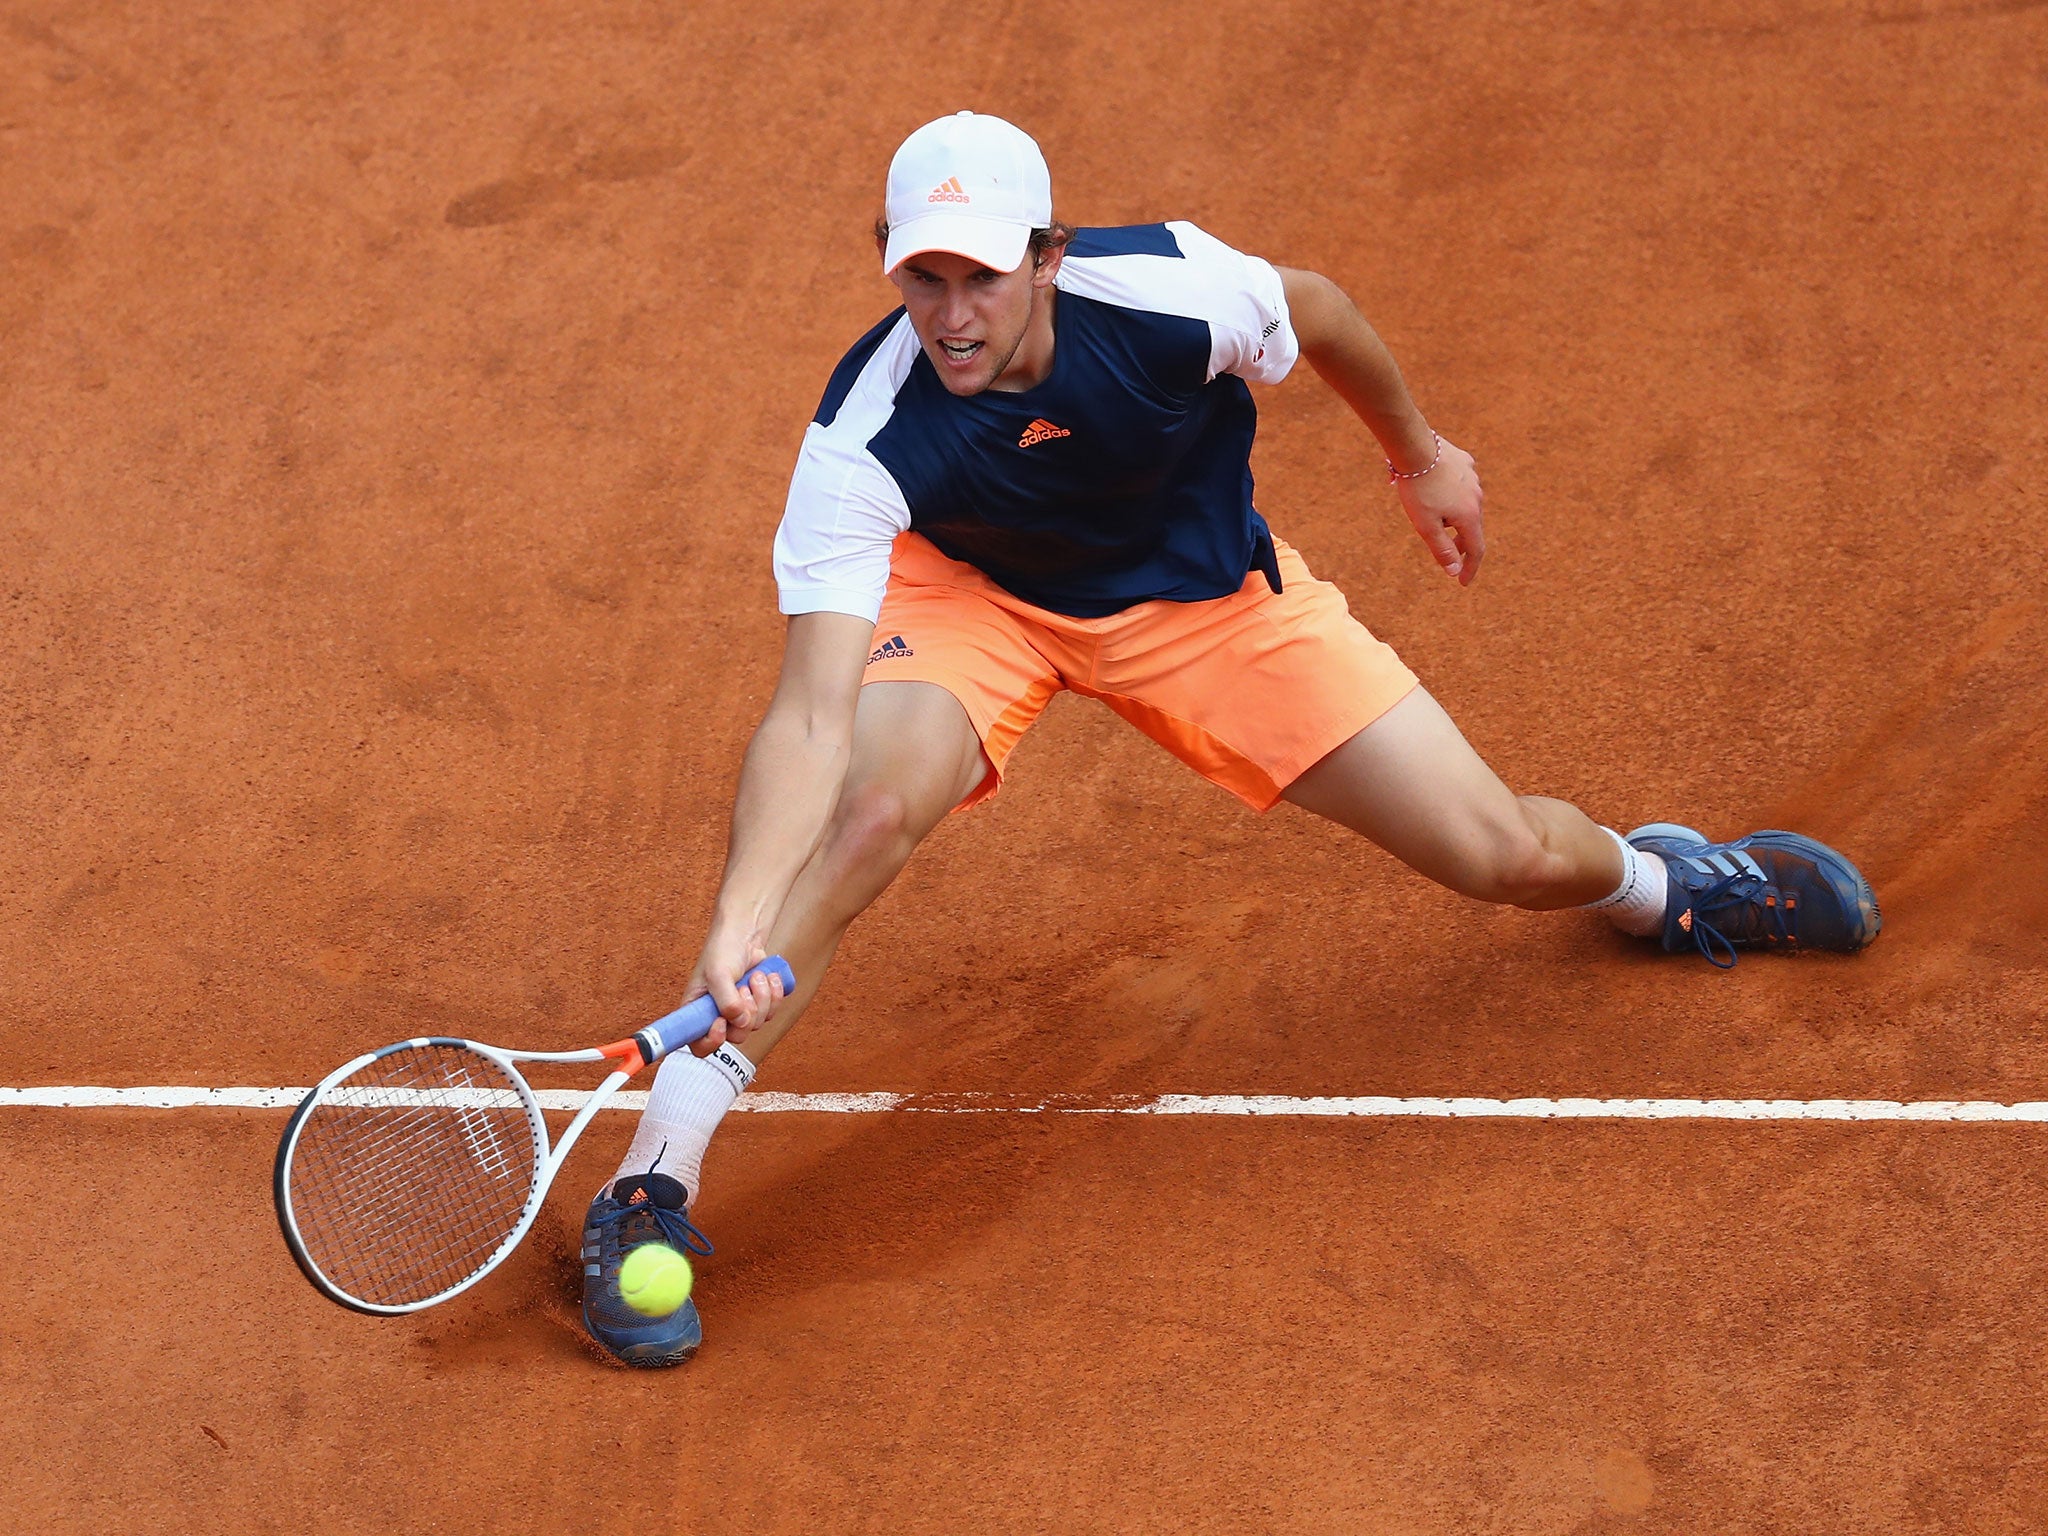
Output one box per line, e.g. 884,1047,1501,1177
579,111,1881,1366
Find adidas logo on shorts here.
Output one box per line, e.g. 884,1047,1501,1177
867,635,914,664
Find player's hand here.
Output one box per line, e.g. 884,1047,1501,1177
683,926,787,1058
1394,436,1485,587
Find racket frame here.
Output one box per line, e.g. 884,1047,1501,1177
274,955,793,1316
274,1036,625,1316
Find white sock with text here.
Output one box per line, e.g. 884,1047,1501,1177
611,1042,755,1204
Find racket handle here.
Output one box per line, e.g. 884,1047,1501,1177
603,957,797,1077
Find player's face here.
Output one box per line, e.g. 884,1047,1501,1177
889,247,1060,396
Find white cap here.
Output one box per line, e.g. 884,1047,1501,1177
882,111,1053,275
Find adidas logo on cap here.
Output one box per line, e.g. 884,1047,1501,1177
927,176,969,204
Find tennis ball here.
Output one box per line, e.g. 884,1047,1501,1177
617,1242,694,1317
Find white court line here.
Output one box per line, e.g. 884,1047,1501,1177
1,1086,2046,1121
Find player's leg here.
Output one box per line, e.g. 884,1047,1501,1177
610,678,987,1195
1282,687,1879,960
1089,536,1877,960
745,677,992,1059
607,535,1065,1215
581,679,991,1367
1280,685,1625,909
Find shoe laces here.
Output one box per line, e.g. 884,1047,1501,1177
595,1196,714,1259
1685,870,1796,969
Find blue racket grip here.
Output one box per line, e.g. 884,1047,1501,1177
607,957,797,1076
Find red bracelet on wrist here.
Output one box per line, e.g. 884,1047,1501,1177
1386,431,1443,483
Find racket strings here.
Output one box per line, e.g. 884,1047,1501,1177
286,1044,544,1308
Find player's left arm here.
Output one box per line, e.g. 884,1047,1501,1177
1276,266,1486,587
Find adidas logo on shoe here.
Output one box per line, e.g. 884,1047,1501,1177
1019,417,1071,448
868,635,914,664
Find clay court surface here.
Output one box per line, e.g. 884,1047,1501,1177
5,0,2047,1529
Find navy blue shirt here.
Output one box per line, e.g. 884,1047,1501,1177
773,221,1300,620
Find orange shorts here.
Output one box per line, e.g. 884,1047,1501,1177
864,531,1419,811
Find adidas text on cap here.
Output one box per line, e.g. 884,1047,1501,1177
883,111,1053,276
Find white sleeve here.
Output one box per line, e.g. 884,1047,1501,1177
772,320,920,623
1169,222,1299,386
1053,220,1299,386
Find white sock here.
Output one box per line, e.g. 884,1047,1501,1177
611,1042,755,1204
1582,827,1668,937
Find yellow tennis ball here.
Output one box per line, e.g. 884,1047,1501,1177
617,1243,693,1316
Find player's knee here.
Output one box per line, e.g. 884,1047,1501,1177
826,782,918,873
1459,821,1569,907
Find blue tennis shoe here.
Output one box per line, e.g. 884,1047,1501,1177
1626,824,1881,968
581,1170,713,1368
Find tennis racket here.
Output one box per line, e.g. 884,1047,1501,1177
273,956,794,1315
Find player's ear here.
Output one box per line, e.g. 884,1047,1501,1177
1029,221,1072,287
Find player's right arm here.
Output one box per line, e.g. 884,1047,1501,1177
689,609,873,1038
686,311,922,1044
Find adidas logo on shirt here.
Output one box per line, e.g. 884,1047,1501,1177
927,176,969,204
868,634,914,664
1019,418,1072,448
